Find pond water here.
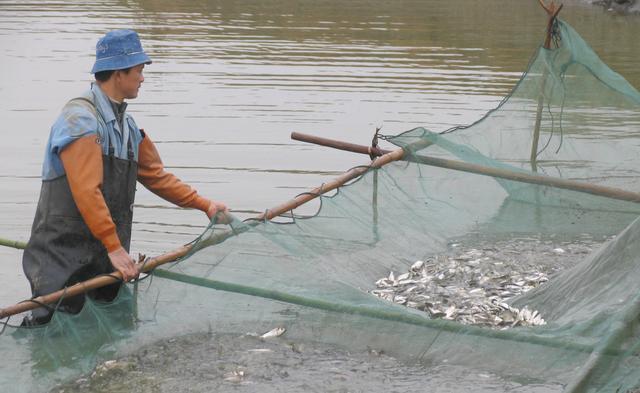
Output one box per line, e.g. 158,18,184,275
0,1,638,390
52,332,562,393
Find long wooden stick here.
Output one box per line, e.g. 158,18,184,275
539,1,563,50
255,145,405,222
291,132,640,204
0,237,27,250
531,1,564,172
0,144,407,320
0,245,192,319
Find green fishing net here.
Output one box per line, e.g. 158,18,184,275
2,20,640,392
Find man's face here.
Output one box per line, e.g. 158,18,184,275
115,64,145,100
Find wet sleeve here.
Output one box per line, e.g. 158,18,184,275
137,132,211,212
59,135,122,253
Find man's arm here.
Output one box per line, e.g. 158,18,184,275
59,136,138,281
137,131,228,218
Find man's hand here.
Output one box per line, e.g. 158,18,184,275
108,247,139,282
206,199,230,224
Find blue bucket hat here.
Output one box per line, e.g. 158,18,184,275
91,29,152,74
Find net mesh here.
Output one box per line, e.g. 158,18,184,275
2,19,640,392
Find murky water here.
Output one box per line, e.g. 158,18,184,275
51,332,562,393
1,0,639,390
1,0,639,299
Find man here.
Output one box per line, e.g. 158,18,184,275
21,29,228,325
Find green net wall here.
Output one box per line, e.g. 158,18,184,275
2,20,640,392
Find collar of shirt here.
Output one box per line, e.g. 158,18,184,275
90,82,132,157
90,82,119,126
109,98,128,131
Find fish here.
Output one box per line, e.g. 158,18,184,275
369,237,600,329
260,327,286,339
224,369,245,383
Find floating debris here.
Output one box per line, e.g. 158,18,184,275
371,238,602,329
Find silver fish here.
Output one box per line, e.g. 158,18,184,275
370,237,602,329
224,369,245,383
260,327,286,339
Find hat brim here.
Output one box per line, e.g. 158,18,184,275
91,52,152,74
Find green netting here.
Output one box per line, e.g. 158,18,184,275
2,19,640,392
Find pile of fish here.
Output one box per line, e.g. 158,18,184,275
371,239,599,329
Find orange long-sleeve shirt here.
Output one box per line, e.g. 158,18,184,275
59,132,211,253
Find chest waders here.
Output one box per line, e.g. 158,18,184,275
22,99,138,325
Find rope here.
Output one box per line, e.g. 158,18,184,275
535,53,568,159
551,18,562,49
0,316,12,334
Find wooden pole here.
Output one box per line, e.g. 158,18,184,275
531,93,545,172
531,1,564,172
291,132,640,204
0,244,192,319
255,147,405,222
540,1,563,50
371,129,381,241
0,237,27,250
372,169,379,240
0,144,408,320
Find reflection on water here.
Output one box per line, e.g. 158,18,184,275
0,0,638,298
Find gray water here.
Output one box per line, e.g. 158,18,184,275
1,1,639,391
1,0,639,302
52,332,562,393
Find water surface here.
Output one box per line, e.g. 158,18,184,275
0,0,638,355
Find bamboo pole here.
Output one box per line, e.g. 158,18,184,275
531,1,563,172
255,147,405,222
0,144,408,320
0,237,27,250
372,169,379,240
540,0,563,50
291,132,640,204
0,244,193,319
531,92,545,172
